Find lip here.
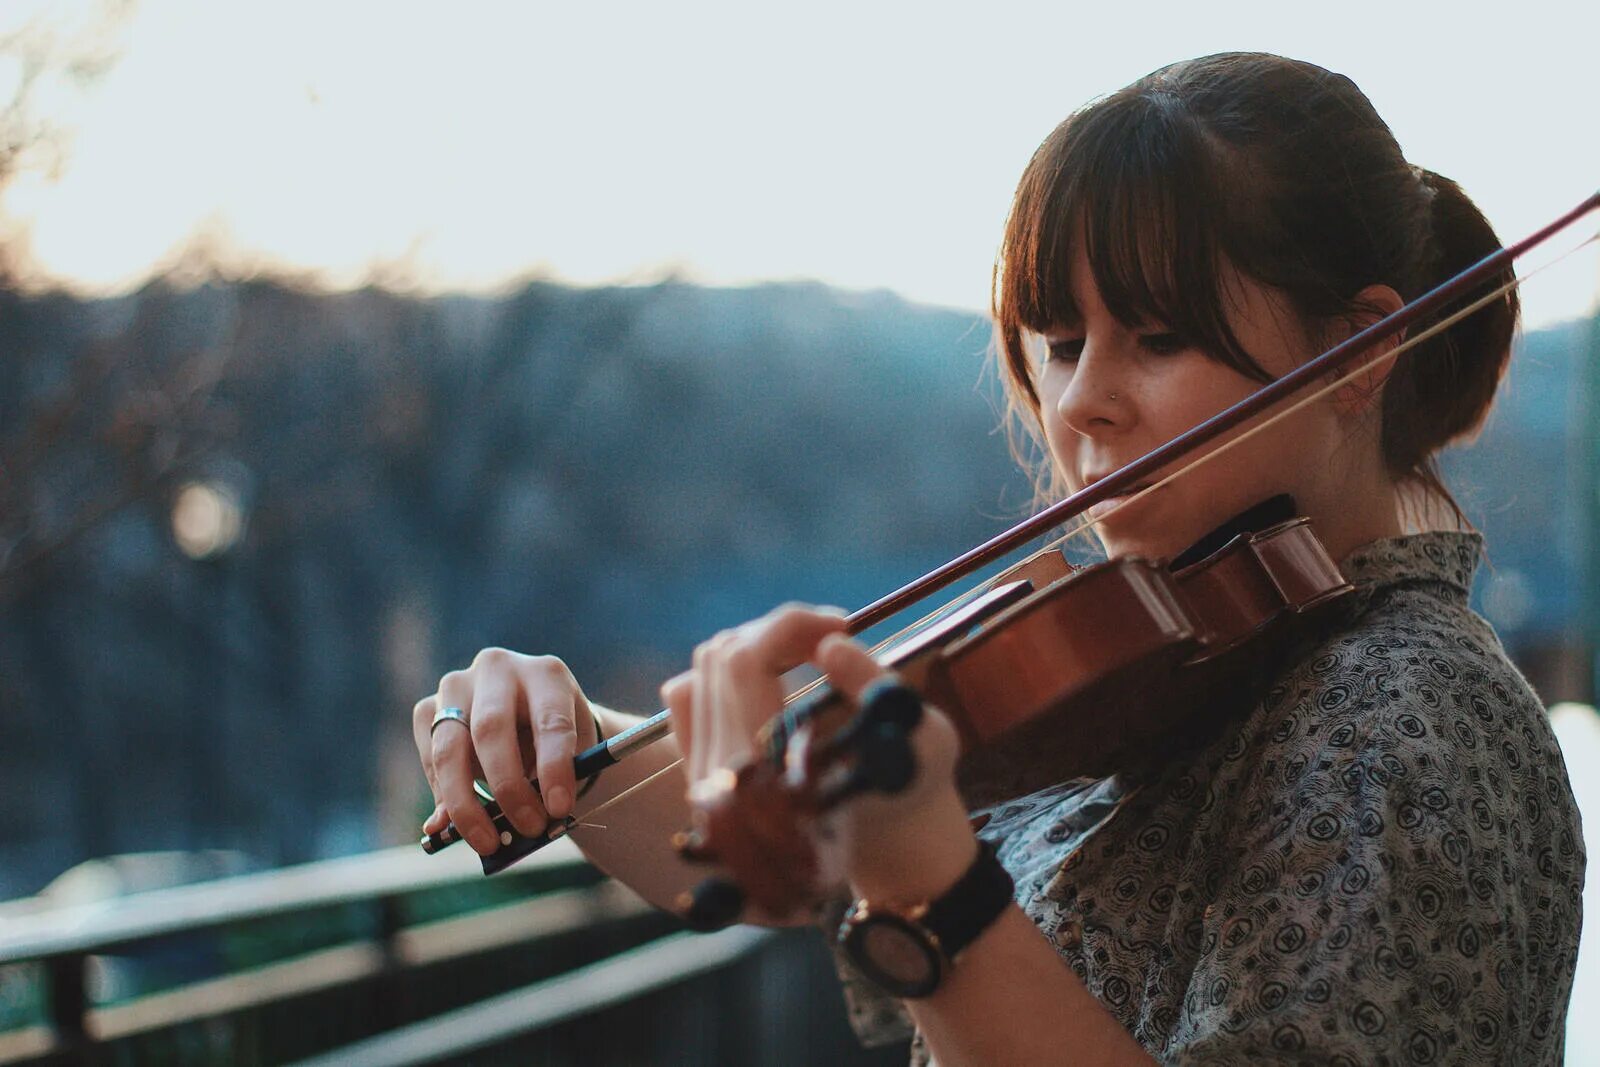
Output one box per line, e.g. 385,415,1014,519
1080,468,1143,488
1078,469,1153,494
1080,480,1157,521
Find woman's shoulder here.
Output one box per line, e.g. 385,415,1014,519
1221,529,1577,855
1267,529,1536,744
1140,529,1585,1067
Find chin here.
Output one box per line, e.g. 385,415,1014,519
1089,500,1194,561
1093,528,1176,562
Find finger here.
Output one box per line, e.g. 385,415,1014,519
712,606,850,747
815,633,962,803
523,655,580,819
662,670,694,768
431,671,497,855
691,630,732,780
702,629,759,770
412,694,440,797
660,670,691,711
812,632,891,701
737,603,851,677
470,655,546,835
422,801,447,834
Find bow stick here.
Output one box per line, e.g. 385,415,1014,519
424,189,1600,874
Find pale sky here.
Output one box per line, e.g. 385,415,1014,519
2,0,1598,329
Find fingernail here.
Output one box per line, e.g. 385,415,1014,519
545,786,571,817
817,632,848,653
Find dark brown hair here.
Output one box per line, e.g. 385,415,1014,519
992,52,1518,520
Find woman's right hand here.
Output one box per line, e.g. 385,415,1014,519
412,648,600,856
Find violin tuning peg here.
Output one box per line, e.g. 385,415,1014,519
818,721,919,807
853,723,917,795
858,680,923,731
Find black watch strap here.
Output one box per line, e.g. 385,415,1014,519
923,839,1014,959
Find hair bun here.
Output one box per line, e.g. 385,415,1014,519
1378,167,1519,478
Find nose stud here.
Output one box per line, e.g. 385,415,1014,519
1108,392,1120,401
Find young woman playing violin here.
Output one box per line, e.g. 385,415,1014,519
412,53,1583,1065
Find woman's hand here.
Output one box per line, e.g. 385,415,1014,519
809,632,974,896
412,649,599,856
660,604,974,903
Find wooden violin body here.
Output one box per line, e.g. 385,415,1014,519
684,513,1355,925
943,515,1352,804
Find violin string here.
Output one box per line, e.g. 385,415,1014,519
568,755,686,831
563,227,1596,832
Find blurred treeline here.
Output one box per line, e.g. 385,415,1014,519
0,274,1594,901
0,275,1028,899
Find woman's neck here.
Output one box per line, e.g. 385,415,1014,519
1306,484,1407,565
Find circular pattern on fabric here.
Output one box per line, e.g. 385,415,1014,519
926,532,1586,1067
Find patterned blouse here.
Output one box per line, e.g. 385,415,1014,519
834,532,1585,1065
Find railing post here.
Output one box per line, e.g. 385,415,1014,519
374,893,407,1031
45,952,89,1055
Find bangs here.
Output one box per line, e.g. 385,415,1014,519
994,88,1268,410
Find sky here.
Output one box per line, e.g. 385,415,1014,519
1,0,1596,328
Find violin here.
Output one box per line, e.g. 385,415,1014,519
763,495,1349,805
676,498,1354,926
421,190,1600,917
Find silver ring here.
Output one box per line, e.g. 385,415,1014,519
430,705,469,737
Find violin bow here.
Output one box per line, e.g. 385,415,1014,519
426,188,1600,872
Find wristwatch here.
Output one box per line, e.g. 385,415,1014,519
837,840,1014,999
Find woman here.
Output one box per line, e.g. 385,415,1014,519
413,53,1583,1064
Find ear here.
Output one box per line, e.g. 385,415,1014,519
1328,284,1405,418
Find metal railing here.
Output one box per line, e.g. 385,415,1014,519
0,841,651,1063
0,842,901,1066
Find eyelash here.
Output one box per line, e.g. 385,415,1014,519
1045,338,1084,363
1044,333,1189,363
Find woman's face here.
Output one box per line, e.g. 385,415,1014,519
1037,249,1372,561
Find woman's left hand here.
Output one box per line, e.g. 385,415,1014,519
661,603,978,906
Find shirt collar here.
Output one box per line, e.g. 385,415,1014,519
1339,530,1484,603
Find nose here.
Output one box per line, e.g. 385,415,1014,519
1053,341,1129,439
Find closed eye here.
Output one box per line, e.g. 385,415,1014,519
1138,332,1190,356
1044,338,1084,364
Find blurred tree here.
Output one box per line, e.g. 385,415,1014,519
0,1,133,209
0,0,152,599
0,270,1020,897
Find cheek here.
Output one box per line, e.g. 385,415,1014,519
1035,371,1071,432
1036,392,1075,461
1164,362,1255,418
